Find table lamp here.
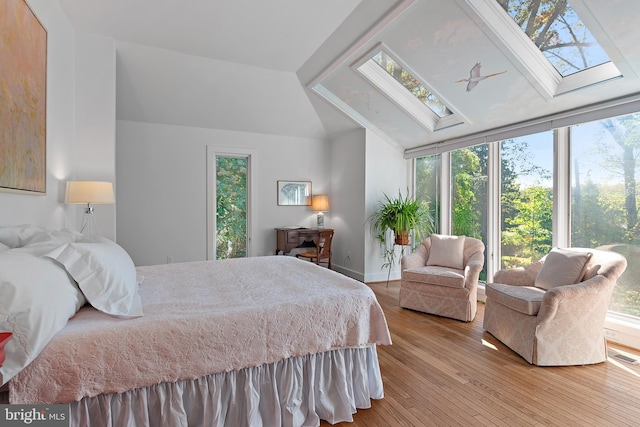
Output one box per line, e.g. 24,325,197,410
312,195,330,228
65,181,115,237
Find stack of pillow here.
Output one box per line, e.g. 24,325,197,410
0,225,143,385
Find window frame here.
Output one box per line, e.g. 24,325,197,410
206,146,257,260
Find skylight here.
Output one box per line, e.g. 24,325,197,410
469,0,621,97
371,52,453,117
496,0,611,77
355,46,463,132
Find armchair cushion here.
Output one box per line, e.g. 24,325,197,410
427,234,465,270
485,282,545,315
534,248,592,290
403,266,465,288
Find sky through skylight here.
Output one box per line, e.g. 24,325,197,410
497,0,611,77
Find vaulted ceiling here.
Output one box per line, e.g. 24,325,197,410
58,0,361,72
59,0,640,153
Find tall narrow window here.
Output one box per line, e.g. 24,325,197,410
500,132,553,269
571,114,640,317
215,155,248,259
451,145,488,279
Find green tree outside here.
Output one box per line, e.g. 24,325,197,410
216,156,247,259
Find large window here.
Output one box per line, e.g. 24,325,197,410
451,146,488,279
572,113,640,317
501,133,553,269
414,113,640,324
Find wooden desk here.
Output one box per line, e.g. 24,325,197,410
275,228,333,254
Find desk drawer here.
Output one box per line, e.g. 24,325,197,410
286,231,300,244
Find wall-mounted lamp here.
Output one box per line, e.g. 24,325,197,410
65,181,115,237
312,195,330,229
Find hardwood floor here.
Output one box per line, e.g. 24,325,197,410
323,281,640,427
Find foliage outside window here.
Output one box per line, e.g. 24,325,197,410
216,156,247,259
496,0,611,77
415,155,441,235
572,113,640,317
451,145,488,280
372,51,452,117
501,133,553,269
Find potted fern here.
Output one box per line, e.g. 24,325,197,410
369,190,434,282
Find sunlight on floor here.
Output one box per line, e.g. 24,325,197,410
481,338,498,351
606,357,640,377
607,347,640,378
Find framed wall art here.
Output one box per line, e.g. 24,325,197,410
0,0,47,194
277,181,311,206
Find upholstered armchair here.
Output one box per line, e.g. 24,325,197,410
483,248,627,366
400,234,485,322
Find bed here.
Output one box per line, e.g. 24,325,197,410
0,225,391,426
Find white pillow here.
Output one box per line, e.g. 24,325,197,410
0,224,45,248
45,236,143,318
534,248,592,290
0,247,86,385
0,226,81,250
427,234,466,270
50,228,84,244
0,242,9,253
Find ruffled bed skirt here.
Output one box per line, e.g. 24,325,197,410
70,346,383,427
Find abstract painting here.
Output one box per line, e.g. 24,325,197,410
0,0,47,193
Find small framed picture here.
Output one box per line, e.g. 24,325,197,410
277,181,311,206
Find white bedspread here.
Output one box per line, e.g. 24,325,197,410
9,256,391,404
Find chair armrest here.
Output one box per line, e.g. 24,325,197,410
537,275,612,325
401,245,428,270
493,261,543,286
464,251,484,290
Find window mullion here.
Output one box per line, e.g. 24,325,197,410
487,141,500,282
554,127,571,248
440,151,452,234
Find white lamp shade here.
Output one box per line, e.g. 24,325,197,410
312,195,329,212
65,181,115,205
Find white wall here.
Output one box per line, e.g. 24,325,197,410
329,129,366,280
70,31,116,239
116,120,329,266
364,129,411,283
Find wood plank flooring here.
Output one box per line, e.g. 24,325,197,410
323,281,640,427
